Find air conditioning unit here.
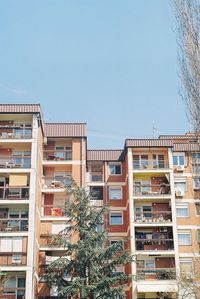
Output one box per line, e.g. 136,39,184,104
43,137,47,145
176,165,184,171
175,189,185,197
12,255,22,264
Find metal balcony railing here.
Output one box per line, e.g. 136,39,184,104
43,150,72,161
0,127,32,139
133,184,171,196
0,186,29,200
0,157,31,168
137,268,176,280
0,218,28,232
0,252,27,266
90,199,103,207
135,210,172,223
133,161,169,170
135,239,174,251
42,176,72,189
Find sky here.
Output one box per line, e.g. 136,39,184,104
0,0,189,148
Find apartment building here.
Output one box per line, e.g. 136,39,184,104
0,104,199,299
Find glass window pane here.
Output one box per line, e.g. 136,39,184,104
109,188,122,200
178,233,191,245
110,213,123,225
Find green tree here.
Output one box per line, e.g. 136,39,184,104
42,182,133,299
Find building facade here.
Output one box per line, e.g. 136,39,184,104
0,104,199,299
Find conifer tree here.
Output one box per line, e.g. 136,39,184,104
43,182,133,299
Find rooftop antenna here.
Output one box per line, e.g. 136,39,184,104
152,121,159,138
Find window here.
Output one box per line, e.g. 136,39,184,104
174,180,187,192
110,212,123,225
193,177,200,189
109,163,122,175
176,203,189,217
178,231,191,245
153,154,165,168
0,237,22,252
145,260,155,269
109,187,122,200
133,155,148,169
173,153,185,166
110,240,124,251
135,206,152,220
52,223,66,234
195,203,200,215
192,153,200,164
90,186,103,200
180,258,193,273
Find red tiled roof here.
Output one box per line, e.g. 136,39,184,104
45,123,87,137
173,143,200,152
125,139,173,148
159,134,197,139
87,150,124,161
0,104,42,114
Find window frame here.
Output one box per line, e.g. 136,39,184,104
180,258,194,274
178,230,192,245
173,153,185,166
109,186,123,200
176,203,189,217
110,212,123,225
108,162,122,176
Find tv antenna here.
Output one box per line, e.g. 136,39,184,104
152,121,159,138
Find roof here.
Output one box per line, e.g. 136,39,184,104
125,139,174,148
159,134,198,139
45,123,87,137
173,143,200,152
87,150,124,161
0,104,42,114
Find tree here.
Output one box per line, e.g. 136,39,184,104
0,272,7,294
42,182,133,299
173,0,200,132
160,256,200,299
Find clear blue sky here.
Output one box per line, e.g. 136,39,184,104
0,0,189,148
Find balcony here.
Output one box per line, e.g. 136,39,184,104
42,176,72,191
135,228,174,251
135,239,174,251
90,199,103,207
1,287,26,299
0,218,28,232
132,155,169,172
42,205,65,217
0,123,32,139
0,187,29,200
43,150,72,161
0,157,31,169
137,268,176,280
135,210,172,224
0,252,27,266
133,183,171,197
88,172,103,182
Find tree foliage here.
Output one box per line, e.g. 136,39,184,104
42,182,133,299
173,0,200,131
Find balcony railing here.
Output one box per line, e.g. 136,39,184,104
43,150,72,161
89,172,103,182
2,287,25,298
42,176,72,189
136,238,174,251
90,199,103,207
0,157,31,168
0,218,28,232
42,205,65,217
135,210,172,223
0,186,29,200
137,268,176,280
0,252,27,266
133,161,169,170
0,127,32,139
133,184,171,196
